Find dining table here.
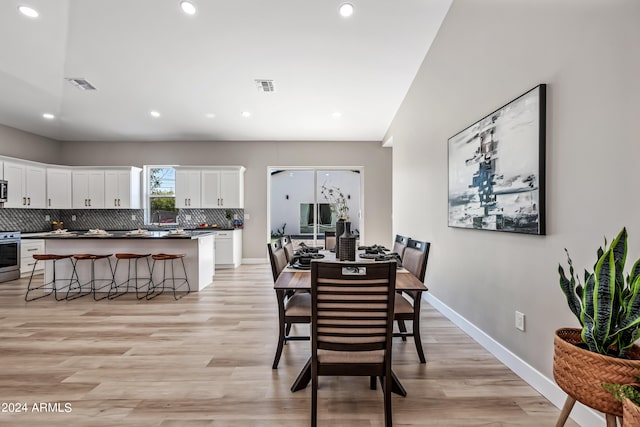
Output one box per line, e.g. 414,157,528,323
273,250,428,396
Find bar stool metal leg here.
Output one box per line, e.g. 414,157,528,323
147,254,190,300
25,255,79,302
109,253,153,300
67,254,115,301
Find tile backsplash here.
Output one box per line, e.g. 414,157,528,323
0,208,244,232
0,208,61,233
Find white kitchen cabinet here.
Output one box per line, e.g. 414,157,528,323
104,167,142,208
72,170,105,208
46,168,72,209
20,239,45,277
214,229,242,268
3,161,46,208
201,169,244,208
175,169,201,208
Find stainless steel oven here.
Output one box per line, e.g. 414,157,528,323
0,231,20,282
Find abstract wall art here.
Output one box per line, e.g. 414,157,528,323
448,84,546,235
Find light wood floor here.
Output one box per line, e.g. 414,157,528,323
0,264,576,426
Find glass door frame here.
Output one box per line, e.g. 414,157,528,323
266,166,364,248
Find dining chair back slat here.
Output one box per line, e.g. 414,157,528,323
281,236,295,263
268,240,311,369
311,261,397,427
268,239,289,282
391,234,410,260
393,238,431,364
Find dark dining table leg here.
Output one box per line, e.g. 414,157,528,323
290,357,407,397
290,358,312,392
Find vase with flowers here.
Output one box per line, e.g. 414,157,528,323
321,183,354,259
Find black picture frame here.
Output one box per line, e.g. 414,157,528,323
447,84,546,235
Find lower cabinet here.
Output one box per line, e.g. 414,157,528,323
21,239,45,277
214,230,242,269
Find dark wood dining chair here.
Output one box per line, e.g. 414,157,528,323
268,240,311,369
311,261,398,427
281,235,295,263
391,234,409,260
324,231,336,251
394,238,431,363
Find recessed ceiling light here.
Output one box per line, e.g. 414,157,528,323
205,113,215,118
150,111,160,118
241,111,251,118
331,111,342,118
180,1,197,15
339,3,354,17
42,113,55,119
18,5,39,18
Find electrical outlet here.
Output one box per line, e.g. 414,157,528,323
131,215,136,220
515,311,525,332
186,215,191,220
71,215,77,221
245,213,250,220
45,215,50,221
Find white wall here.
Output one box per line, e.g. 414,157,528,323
386,0,640,404
59,140,391,260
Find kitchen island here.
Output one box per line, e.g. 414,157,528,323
22,230,215,292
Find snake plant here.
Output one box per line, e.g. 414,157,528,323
559,227,640,358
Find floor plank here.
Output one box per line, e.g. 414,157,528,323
0,264,576,426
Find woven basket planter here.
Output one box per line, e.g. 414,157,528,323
623,396,640,427
553,328,640,417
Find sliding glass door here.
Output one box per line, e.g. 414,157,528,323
269,168,362,248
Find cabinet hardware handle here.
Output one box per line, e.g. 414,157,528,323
27,197,31,205
114,198,117,206
221,198,223,205
118,199,121,206
84,199,87,207
22,197,26,205
48,198,51,207
89,199,91,207
27,248,38,251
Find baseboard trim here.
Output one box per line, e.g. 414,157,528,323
423,293,603,427
241,258,268,264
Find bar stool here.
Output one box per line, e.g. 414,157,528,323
67,254,115,301
25,254,79,302
147,253,190,300
109,253,153,300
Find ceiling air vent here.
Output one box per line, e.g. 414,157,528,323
255,79,275,93
65,78,97,91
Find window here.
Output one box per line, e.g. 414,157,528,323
147,166,178,224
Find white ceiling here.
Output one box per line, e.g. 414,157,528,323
0,0,451,142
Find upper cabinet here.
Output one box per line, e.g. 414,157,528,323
72,169,105,209
46,168,72,209
201,169,244,208
3,161,46,208
0,156,144,211
176,166,245,209
104,167,142,209
175,169,202,208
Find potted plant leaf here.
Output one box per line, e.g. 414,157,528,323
555,227,640,419
602,379,640,426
